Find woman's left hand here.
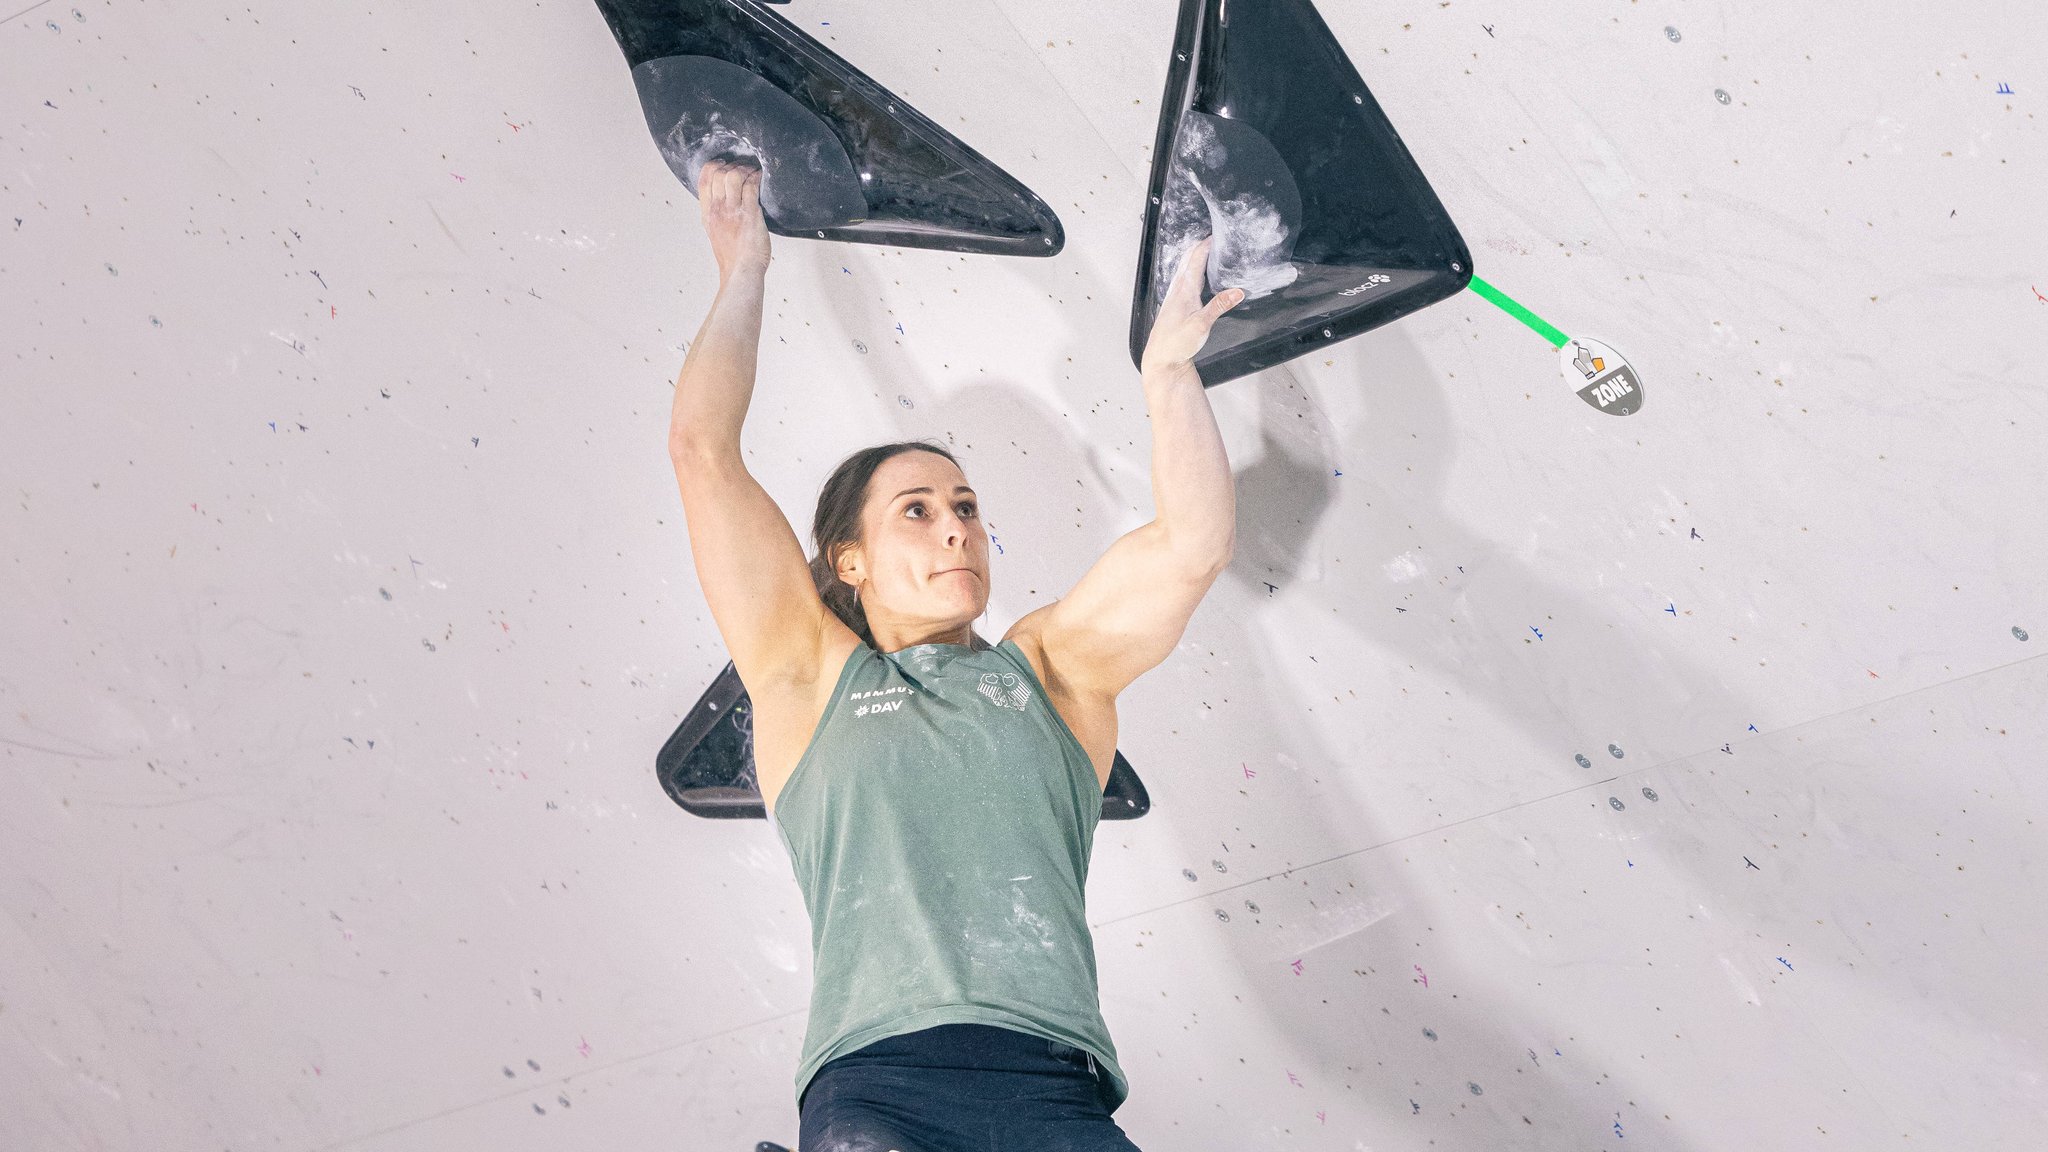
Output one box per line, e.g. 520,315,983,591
1140,236,1245,374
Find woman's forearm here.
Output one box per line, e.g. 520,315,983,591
1140,359,1236,563
668,259,770,456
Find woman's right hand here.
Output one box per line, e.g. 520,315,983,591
1140,236,1244,374
698,158,771,280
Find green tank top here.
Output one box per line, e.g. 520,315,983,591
769,635,1130,1114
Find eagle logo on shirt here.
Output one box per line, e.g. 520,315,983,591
976,672,1032,711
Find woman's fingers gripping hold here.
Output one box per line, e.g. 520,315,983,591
697,158,771,279
1141,235,1246,373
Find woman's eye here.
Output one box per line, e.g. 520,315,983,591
906,501,975,518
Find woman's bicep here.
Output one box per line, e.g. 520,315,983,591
672,448,831,692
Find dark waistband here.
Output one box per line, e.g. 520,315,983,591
830,1023,1094,1075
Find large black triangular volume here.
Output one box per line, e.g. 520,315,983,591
594,0,1064,256
1129,0,1472,384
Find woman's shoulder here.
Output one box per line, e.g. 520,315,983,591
997,603,1053,654
988,623,1056,693
815,620,868,684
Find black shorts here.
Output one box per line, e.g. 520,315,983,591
798,1023,1140,1152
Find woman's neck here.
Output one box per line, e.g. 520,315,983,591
874,625,982,653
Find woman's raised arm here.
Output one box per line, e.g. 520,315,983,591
668,159,774,456
667,161,833,693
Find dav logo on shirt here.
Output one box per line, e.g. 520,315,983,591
850,685,914,718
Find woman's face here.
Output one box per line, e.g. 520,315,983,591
845,451,989,632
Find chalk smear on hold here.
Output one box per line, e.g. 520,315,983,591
1157,113,1300,302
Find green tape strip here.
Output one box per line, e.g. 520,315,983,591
1467,275,1569,349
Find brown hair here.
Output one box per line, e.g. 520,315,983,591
808,439,991,653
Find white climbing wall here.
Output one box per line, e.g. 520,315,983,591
3,0,2044,1149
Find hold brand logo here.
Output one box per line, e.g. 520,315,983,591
977,672,1032,711
1337,274,1392,297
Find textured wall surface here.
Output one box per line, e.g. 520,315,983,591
3,1,2044,1149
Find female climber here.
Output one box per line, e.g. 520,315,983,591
668,158,1244,1152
